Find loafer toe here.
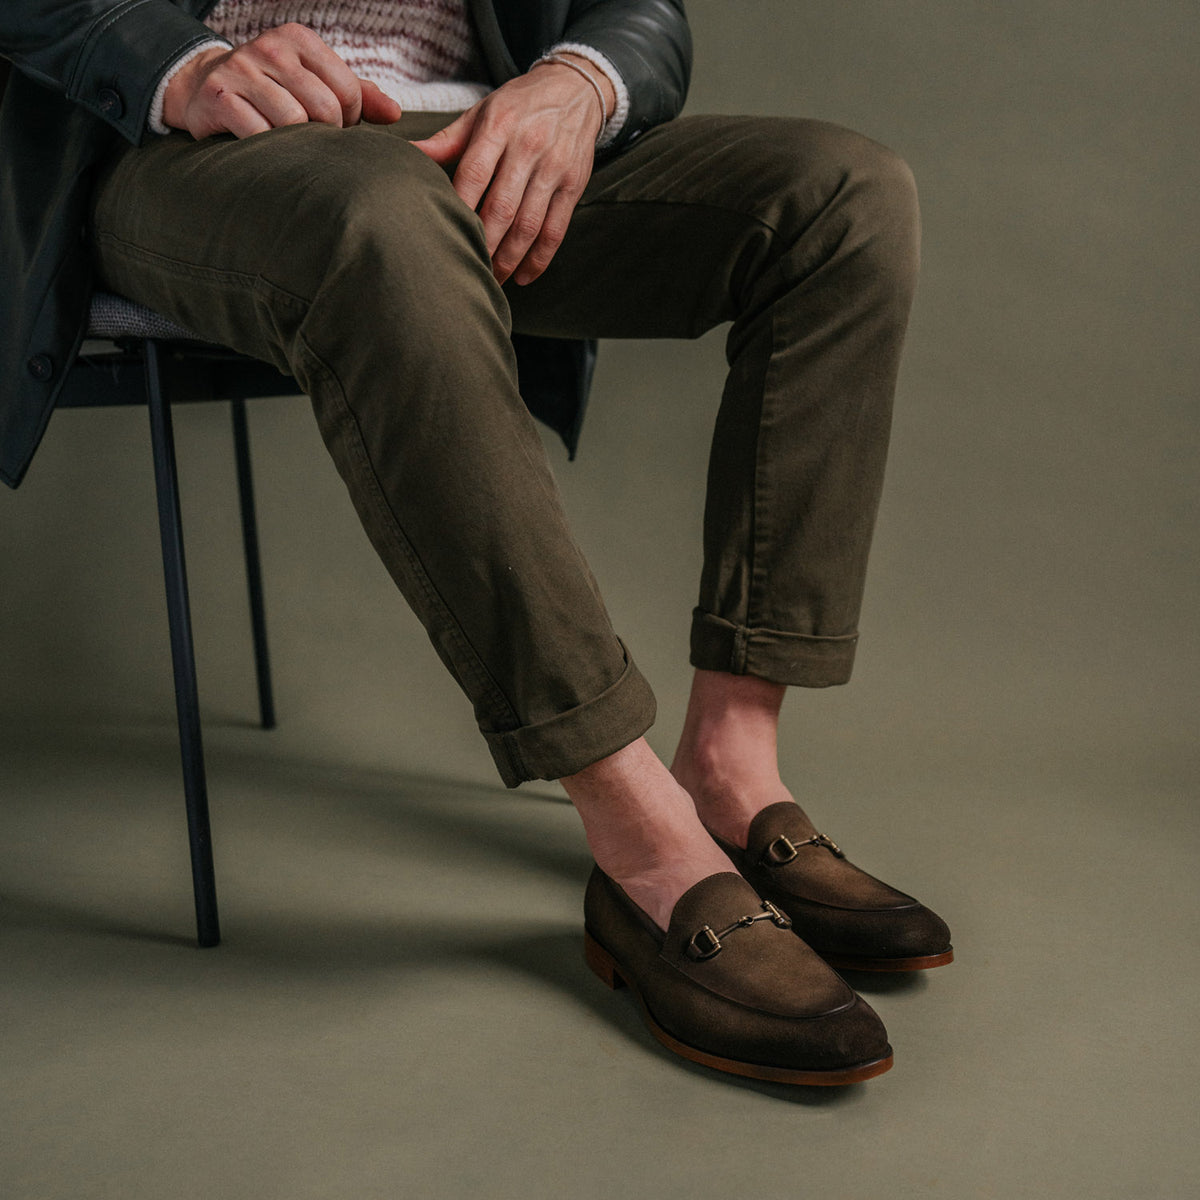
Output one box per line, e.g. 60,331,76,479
869,903,952,961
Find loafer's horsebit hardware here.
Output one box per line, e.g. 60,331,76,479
761,832,845,866
686,900,792,961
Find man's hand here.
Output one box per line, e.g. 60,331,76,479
413,57,614,286
163,23,403,140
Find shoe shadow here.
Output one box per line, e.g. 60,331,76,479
835,968,932,997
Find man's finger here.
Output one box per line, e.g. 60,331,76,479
412,110,477,165
251,69,345,127
512,189,578,285
205,91,273,140
360,79,403,124
490,173,557,282
451,132,509,216
286,25,363,125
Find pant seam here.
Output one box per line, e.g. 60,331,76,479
732,624,748,673
744,301,777,646
91,229,313,302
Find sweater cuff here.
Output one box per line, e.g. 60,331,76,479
148,38,232,135
544,42,630,149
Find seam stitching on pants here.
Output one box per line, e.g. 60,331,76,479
91,231,312,304
731,625,748,673
485,729,527,788
745,303,778,650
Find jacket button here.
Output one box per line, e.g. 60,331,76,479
97,88,124,119
28,354,54,381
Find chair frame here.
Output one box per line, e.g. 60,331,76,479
57,337,299,946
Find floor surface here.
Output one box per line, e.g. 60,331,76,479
3,711,1196,1199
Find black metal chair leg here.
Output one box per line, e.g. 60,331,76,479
145,340,221,948
230,398,276,730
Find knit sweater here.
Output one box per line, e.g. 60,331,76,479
149,1,629,144
207,1,492,114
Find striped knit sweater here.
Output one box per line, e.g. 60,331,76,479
150,1,629,144
207,1,492,114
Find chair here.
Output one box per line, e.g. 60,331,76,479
57,293,301,948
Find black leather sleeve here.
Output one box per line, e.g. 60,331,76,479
0,1,215,145
560,0,691,149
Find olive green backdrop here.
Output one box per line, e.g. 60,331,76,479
2,3,1197,1198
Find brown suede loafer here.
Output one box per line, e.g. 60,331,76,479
708,802,953,971
583,866,893,1085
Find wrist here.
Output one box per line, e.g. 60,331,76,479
538,43,630,149
530,53,613,140
551,52,616,122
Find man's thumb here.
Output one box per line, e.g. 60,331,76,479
411,112,474,164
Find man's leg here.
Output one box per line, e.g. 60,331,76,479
87,116,663,788
507,114,921,835
508,115,950,971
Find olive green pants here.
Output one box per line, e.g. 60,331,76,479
88,112,920,786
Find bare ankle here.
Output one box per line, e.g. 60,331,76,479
670,671,798,848
561,738,733,929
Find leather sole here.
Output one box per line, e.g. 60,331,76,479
584,930,894,1086
821,947,955,972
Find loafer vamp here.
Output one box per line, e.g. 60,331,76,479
753,884,951,959
719,802,953,960
744,802,915,909
585,868,891,1072
659,872,852,1017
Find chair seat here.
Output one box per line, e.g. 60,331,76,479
67,296,299,411
88,291,204,342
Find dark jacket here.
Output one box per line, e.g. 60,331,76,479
0,1,691,487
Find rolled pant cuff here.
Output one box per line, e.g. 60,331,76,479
483,641,658,787
689,609,858,688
